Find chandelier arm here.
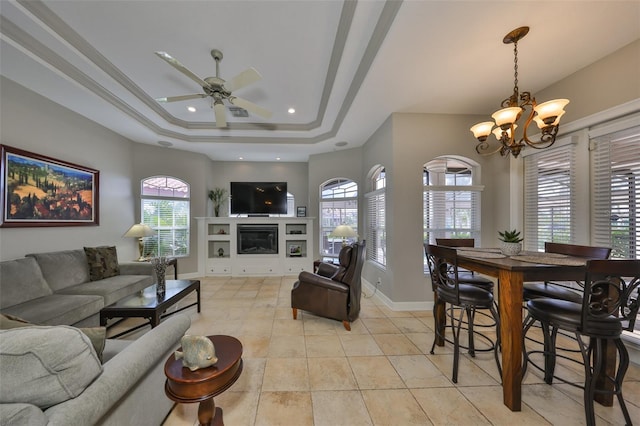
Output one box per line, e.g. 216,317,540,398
475,141,505,156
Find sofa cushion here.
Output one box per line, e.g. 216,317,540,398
0,314,106,362
55,274,153,306
0,257,52,309
0,293,103,326
0,326,103,409
84,246,120,281
26,250,90,291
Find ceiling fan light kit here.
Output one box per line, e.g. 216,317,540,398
470,26,569,158
155,48,272,128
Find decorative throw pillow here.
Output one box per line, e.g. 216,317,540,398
0,314,106,362
84,246,120,281
0,326,103,409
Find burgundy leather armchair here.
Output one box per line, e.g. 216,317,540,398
291,241,365,331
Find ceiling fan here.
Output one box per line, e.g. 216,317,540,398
154,49,272,127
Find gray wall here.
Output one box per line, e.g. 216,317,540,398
0,76,139,262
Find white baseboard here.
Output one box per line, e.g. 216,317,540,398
362,278,433,311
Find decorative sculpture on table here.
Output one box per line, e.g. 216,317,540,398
175,335,218,371
151,256,168,298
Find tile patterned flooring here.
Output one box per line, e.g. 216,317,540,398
116,276,640,425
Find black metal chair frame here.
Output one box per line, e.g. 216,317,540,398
425,244,501,383
523,259,639,426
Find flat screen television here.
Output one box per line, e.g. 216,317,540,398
230,182,288,215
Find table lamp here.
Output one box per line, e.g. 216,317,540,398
330,224,357,247
124,223,155,261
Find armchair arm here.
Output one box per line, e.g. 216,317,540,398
316,262,339,278
297,271,348,293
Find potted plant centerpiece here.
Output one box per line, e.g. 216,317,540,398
208,187,228,217
498,229,523,255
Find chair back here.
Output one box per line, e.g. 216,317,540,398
425,244,460,302
436,238,475,248
581,259,640,337
340,241,366,321
545,242,611,259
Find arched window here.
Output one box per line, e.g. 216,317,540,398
320,178,358,261
366,166,386,266
141,176,190,257
423,156,482,247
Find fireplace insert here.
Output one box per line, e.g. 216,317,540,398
237,224,278,254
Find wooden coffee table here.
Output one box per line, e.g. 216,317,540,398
165,335,243,426
100,279,200,338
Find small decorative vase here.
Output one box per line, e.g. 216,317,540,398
151,256,168,298
218,247,224,257
500,242,522,256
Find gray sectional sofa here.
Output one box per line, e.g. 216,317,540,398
0,249,192,425
0,313,191,425
0,248,154,327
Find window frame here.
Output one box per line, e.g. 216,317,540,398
140,176,190,258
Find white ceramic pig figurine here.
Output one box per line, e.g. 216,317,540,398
174,335,218,371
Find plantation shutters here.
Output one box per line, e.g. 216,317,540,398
592,125,640,259
524,143,576,251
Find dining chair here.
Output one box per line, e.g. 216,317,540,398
435,238,494,290
522,259,639,426
523,242,613,376
523,242,611,303
425,244,501,383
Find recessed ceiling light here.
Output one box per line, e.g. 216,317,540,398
187,106,196,112
335,141,348,147
158,141,173,147
239,157,244,160
287,107,295,114
276,157,281,161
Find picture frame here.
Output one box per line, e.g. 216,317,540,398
1,145,99,227
289,244,302,257
296,206,306,217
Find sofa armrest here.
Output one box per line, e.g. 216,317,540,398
0,403,47,426
43,314,190,426
118,262,153,276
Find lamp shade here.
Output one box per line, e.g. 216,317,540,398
330,225,357,239
470,121,495,139
492,107,522,127
534,99,569,126
123,223,154,238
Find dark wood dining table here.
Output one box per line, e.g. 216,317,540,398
436,249,611,412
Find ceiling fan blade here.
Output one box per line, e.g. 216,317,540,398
155,51,210,88
156,94,207,103
229,96,272,119
214,102,227,128
223,67,262,92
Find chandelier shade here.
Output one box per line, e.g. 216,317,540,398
470,26,569,158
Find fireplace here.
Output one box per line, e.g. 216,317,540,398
237,224,278,254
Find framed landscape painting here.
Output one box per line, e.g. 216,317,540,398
0,145,99,227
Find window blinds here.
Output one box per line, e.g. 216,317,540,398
423,186,481,244
524,143,576,251
592,125,640,259
366,189,386,266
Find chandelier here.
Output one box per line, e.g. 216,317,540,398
470,26,569,158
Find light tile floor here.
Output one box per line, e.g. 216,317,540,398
112,276,639,425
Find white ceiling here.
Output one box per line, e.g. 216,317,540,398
1,0,639,162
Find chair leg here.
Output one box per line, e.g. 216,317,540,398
613,338,633,426
292,308,298,320
451,306,465,383
544,325,559,384
342,320,351,331
490,304,502,380
466,306,476,357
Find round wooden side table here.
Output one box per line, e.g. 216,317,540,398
165,335,243,426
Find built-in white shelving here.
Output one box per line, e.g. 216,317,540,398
196,217,313,276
